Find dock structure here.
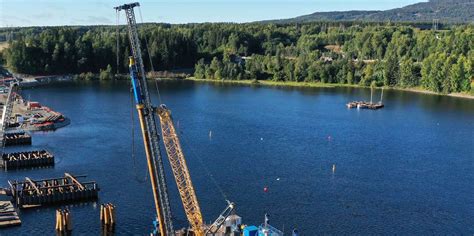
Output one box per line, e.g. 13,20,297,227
0,82,18,149
347,87,384,110
0,201,21,228
346,101,384,110
4,131,32,146
8,173,99,208
1,150,54,170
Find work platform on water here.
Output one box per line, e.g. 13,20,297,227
4,131,32,146
1,150,54,170
8,173,99,208
347,87,384,110
0,201,21,228
346,101,384,109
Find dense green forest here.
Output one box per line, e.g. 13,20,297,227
1,22,473,93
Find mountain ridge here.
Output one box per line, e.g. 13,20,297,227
262,0,474,24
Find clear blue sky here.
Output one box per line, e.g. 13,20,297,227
1,0,425,27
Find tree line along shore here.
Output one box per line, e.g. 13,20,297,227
0,22,472,96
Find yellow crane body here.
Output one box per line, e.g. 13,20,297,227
157,105,204,236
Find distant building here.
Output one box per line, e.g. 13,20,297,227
320,56,333,62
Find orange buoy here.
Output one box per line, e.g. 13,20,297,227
263,187,268,192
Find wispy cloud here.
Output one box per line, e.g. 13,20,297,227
87,16,113,24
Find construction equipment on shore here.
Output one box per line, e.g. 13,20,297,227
116,2,285,235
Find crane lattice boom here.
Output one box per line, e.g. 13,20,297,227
157,105,204,236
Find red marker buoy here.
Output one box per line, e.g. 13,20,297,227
263,187,268,193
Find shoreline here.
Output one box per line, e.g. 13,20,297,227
184,78,474,100
7,70,474,100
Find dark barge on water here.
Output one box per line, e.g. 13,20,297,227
346,101,384,109
8,173,99,208
347,87,384,110
1,150,54,170
4,131,32,146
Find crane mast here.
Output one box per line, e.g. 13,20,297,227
114,3,174,235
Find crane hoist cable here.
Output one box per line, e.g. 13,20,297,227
138,6,155,73
178,129,229,203
137,6,162,105
116,9,120,75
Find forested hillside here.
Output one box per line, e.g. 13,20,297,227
1,22,473,94
268,0,474,23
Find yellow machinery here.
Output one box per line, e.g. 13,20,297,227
116,3,206,235
157,105,204,235
116,3,236,235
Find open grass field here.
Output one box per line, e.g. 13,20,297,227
0,42,9,52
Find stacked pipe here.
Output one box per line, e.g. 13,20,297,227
100,203,116,225
55,209,72,233
101,203,116,235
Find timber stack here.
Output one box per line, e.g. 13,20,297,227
0,201,21,228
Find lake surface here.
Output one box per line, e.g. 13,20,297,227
1,80,473,235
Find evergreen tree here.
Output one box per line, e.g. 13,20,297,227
399,57,416,87
194,59,206,79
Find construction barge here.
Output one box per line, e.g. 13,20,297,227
8,173,99,208
1,150,54,170
4,131,32,146
346,101,384,109
347,87,384,110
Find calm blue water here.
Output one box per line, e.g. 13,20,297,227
1,80,473,235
